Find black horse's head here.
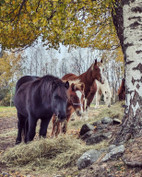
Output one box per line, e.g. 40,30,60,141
51,80,69,121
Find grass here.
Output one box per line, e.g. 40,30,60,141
68,101,125,132
0,101,125,177
0,129,17,138
0,106,16,118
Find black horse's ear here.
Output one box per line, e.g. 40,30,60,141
100,59,103,63
65,81,69,89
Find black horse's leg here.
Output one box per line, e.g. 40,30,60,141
24,119,28,143
39,117,52,138
16,112,25,144
27,116,37,142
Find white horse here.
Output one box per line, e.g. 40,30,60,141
95,75,112,108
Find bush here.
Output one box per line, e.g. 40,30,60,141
0,88,14,106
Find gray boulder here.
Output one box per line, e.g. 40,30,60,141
102,145,125,162
101,117,113,124
86,132,112,145
77,149,102,170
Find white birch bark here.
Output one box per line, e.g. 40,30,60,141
115,0,142,143
124,0,142,109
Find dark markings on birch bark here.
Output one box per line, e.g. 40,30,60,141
124,43,133,50
133,63,142,73
128,16,141,21
131,77,142,84
132,77,135,85
126,60,134,65
136,84,140,89
122,0,135,6
131,6,142,13
136,50,142,54
130,21,141,29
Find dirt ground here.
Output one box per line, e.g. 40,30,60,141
0,105,142,177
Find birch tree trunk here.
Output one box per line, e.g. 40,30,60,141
115,0,142,144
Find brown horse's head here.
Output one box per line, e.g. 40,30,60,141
68,82,85,116
91,59,103,84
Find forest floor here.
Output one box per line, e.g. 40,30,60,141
0,103,142,177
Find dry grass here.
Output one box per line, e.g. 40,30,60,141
0,136,97,176
0,101,125,177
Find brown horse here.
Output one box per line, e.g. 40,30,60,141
51,80,85,137
118,78,125,101
62,60,103,108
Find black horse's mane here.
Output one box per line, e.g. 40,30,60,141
32,75,68,103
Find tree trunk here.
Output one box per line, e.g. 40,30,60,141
111,0,124,54
114,0,142,144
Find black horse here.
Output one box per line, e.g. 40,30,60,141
14,75,69,144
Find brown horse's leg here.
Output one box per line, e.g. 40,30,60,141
51,115,57,137
62,114,71,134
55,121,61,137
86,82,97,108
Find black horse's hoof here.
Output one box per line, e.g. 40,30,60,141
15,140,21,145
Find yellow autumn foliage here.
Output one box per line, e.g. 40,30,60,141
0,0,119,51
0,52,21,87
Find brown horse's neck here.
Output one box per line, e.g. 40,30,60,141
78,67,94,97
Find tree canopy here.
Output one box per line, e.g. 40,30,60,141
0,0,119,50
0,52,21,87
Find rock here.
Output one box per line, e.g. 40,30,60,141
80,130,94,140
101,117,113,124
79,124,94,136
92,120,102,126
101,145,125,162
108,144,116,152
77,149,102,170
113,118,122,124
86,132,111,145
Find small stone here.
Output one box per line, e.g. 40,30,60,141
101,117,113,124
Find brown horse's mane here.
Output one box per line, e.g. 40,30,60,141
62,63,95,91
78,63,94,80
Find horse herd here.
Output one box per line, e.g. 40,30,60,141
14,60,124,144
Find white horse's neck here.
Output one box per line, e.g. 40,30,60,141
95,75,112,107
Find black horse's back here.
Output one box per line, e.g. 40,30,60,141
14,74,69,144
15,75,39,92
